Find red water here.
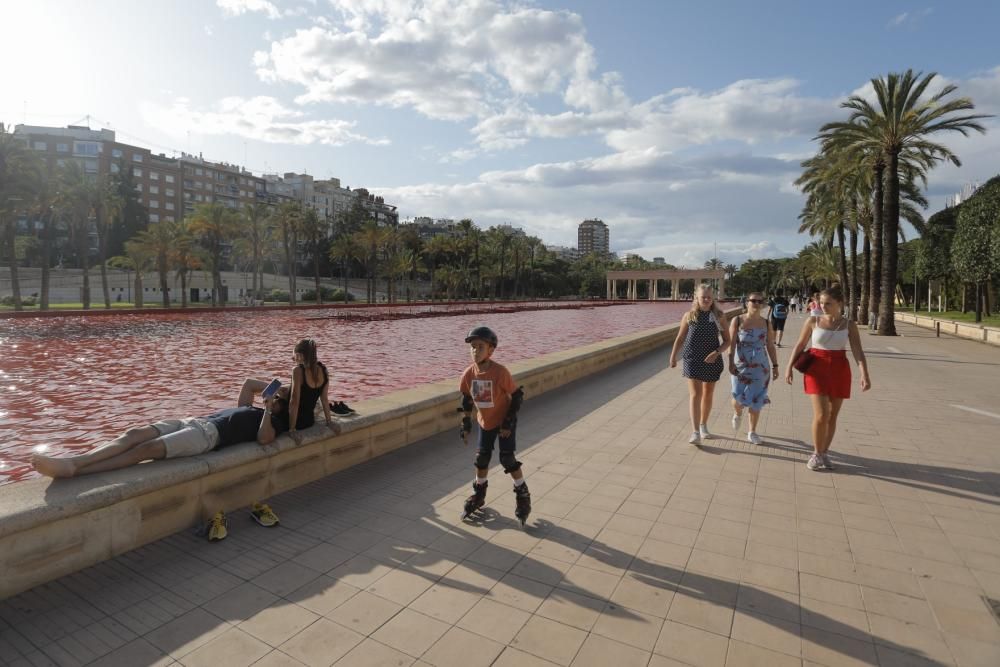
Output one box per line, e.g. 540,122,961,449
0,302,690,484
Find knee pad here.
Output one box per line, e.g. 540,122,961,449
474,448,493,470
499,451,522,474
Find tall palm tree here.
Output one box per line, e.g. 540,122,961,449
96,175,124,308
298,207,327,303
241,202,272,301
108,240,154,308
357,221,387,303
0,124,42,310
170,218,200,308
422,234,451,300
329,231,361,302
188,202,238,306
133,221,175,307
55,160,97,309
273,200,303,305
821,70,989,335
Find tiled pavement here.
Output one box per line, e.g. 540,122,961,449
3,316,1000,667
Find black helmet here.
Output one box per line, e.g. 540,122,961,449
465,326,498,347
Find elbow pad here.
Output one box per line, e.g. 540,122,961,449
458,393,474,413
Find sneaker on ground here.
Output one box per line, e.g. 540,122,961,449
688,431,701,445
699,424,712,439
748,431,762,445
806,455,823,471
821,454,835,470
251,503,280,527
208,511,228,542
731,412,743,431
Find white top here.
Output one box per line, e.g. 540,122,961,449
811,317,850,350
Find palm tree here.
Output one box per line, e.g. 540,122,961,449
55,160,97,309
170,218,200,308
422,234,451,300
0,124,43,310
273,200,303,305
799,242,839,287
133,221,175,306
298,207,328,303
188,202,238,306
821,70,990,335
329,231,361,302
357,221,387,303
108,240,154,308
241,202,272,301
95,175,124,308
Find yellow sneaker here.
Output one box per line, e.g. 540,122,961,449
251,502,279,527
207,511,228,542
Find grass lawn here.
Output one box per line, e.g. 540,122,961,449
914,310,1000,326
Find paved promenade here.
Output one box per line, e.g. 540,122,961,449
3,316,999,667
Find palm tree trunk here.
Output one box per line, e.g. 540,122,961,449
79,223,91,310
40,209,52,310
135,274,143,309
180,270,189,308
836,221,848,309
860,223,871,324
878,153,899,336
159,256,170,307
848,225,858,321
869,162,884,328
98,231,111,308
314,254,322,304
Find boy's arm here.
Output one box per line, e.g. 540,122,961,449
458,392,474,444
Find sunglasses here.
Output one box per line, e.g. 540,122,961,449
747,299,764,304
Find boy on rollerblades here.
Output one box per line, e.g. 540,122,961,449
458,326,530,526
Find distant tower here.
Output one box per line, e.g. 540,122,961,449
577,219,609,256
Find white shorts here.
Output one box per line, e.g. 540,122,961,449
152,418,220,459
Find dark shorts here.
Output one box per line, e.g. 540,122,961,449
477,425,516,457
771,317,787,332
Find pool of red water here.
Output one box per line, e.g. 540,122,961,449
0,301,691,484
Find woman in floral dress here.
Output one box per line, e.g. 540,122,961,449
728,292,779,444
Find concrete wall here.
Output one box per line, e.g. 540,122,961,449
1,312,738,599
895,312,1000,346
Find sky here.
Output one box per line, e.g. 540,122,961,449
2,0,999,267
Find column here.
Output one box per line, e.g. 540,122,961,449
649,279,655,301
718,277,726,300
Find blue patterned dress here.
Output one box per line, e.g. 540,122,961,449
731,321,771,410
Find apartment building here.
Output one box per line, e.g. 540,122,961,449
577,218,610,256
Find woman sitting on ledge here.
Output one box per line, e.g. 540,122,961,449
32,379,291,479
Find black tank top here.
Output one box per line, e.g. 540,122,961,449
295,363,328,428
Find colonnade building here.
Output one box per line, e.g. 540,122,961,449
606,268,726,300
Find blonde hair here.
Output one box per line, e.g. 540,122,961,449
687,284,725,326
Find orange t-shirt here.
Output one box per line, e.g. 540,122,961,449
459,361,517,431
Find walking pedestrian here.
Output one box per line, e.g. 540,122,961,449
670,284,732,445
729,292,779,445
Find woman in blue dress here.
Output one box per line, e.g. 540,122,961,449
728,292,779,445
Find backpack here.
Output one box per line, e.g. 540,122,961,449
773,302,787,319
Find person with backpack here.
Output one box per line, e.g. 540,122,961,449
767,291,790,347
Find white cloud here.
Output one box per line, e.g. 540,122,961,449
887,8,932,28
140,96,390,146
217,0,282,20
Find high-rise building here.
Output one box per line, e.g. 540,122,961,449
577,218,609,256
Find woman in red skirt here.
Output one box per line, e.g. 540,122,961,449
785,285,871,471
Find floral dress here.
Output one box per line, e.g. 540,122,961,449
731,321,771,410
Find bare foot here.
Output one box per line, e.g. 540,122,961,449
31,454,77,478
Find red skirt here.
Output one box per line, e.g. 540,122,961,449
803,349,852,399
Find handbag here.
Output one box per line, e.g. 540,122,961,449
792,349,815,373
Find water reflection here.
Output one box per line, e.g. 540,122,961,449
0,303,689,483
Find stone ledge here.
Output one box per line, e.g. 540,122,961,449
895,312,1000,346
0,309,736,599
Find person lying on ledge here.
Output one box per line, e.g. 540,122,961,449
32,378,290,479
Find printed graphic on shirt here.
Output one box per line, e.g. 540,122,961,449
471,380,494,408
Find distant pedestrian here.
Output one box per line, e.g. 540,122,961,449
786,285,871,471
767,291,790,347
670,284,732,445
789,294,799,313
729,292,779,445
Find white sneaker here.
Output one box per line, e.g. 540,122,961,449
699,424,712,439
748,432,761,445
731,412,743,430
688,431,701,445
806,455,823,471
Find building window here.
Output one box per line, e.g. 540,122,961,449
149,213,159,223
32,141,47,151
133,167,142,177
110,163,120,174
165,202,174,211
112,148,123,158
195,168,203,176
132,153,143,162
165,188,174,197
56,143,69,153
149,185,159,194
135,184,143,193
165,174,175,183
149,200,159,208
195,194,204,202
84,159,98,173
165,215,175,222
73,141,100,156
150,171,159,180
194,182,202,189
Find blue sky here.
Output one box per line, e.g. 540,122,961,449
2,0,998,266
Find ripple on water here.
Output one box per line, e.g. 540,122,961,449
1,302,691,483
